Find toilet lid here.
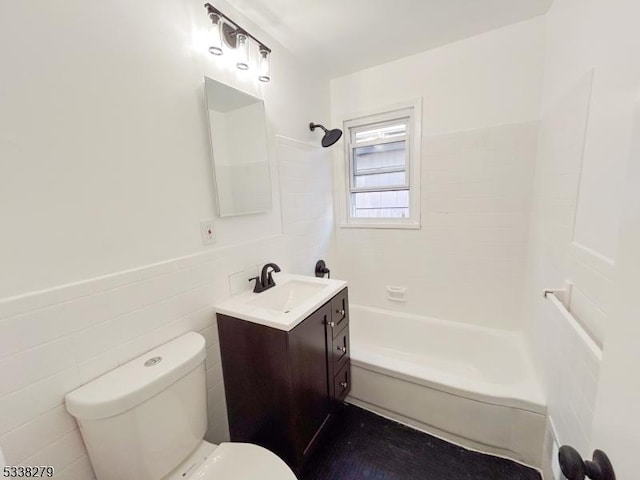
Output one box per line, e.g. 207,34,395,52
189,443,297,480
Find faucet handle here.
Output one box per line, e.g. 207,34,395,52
248,276,262,293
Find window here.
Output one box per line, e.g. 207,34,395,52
343,103,421,228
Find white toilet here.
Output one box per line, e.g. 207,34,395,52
65,332,297,480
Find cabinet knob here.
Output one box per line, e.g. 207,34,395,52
328,321,335,328
337,346,347,353
337,309,345,316
340,381,348,389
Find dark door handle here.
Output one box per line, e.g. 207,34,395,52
559,446,616,480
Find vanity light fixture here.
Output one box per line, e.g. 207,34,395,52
208,11,223,55
258,45,271,82
204,3,272,82
235,32,249,70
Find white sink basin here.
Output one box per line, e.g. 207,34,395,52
214,273,347,331
248,280,326,312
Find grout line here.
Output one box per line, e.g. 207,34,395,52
19,428,85,469
0,405,74,447
0,258,214,324
0,280,219,365
0,233,286,319
1,299,219,400
54,454,94,480
111,304,217,367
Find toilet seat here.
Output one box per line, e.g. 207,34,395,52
189,443,297,480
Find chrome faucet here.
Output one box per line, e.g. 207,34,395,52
249,263,281,293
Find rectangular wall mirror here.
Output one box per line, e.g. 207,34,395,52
204,77,272,217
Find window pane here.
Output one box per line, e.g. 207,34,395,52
354,123,407,143
351,190,409,218
353,141,406,174
354,171,406,188
346,108,416,223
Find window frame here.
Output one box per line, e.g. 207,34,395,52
339,99,422,229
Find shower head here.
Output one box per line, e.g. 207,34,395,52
309,122,343,148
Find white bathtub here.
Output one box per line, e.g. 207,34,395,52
347,305,546,467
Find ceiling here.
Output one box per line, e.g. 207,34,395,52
226,0,553,78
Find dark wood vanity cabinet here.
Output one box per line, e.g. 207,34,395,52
217,287,351,472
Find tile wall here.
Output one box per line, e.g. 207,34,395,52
335,121,538,330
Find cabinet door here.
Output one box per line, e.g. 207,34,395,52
217,315,295,465
288,303,332,462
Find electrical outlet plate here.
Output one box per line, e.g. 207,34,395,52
200,219,216,245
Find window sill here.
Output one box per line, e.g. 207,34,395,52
339,221,421,230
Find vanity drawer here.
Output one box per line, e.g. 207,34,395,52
333,361,351,404
331,325,350,372
330,288,349,337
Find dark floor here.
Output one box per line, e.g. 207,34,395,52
300,404,541,480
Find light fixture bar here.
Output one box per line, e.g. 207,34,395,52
204,3,271,54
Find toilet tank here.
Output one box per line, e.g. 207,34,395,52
65,332,208,480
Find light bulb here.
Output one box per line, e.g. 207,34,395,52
208,13,223,55
236,32,249,70
258,46,270,82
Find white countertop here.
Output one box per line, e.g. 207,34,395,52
214,273,347,331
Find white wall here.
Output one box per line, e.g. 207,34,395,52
330,18,545,330
523,0,640,476
0,0,331,298
0,0,333,476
